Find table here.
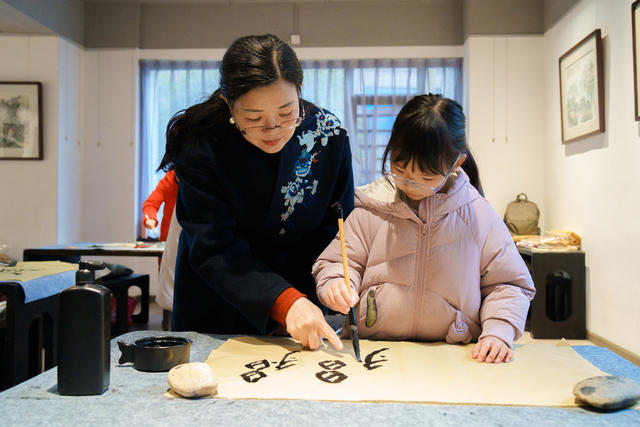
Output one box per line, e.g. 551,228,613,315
23,242,164,263
0,331,638,426
22,243,162,351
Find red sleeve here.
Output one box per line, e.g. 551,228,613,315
142,170,176,222
271,287,306,327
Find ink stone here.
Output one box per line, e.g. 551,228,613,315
573,375,640,410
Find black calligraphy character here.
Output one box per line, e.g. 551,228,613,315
318,360,346,370
273,351,299,371
315,370,347,384
315,360,347,384
240,359,270,383
362,348,389,371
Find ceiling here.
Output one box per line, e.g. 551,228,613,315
0,0,457,38
0,1,53,35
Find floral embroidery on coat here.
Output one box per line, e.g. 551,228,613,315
279,109,342,235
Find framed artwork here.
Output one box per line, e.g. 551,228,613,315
633,1,640,120
558,29,605,143
0,82,43,160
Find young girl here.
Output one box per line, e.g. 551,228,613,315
313,94,535,363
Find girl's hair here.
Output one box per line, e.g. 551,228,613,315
381,93,484,196
158,34,303,171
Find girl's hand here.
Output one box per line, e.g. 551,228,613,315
285,298,343,351
472,336,513,363
319,279,358,314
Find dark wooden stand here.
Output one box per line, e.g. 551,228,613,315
518,248,586,339
0,282,60,390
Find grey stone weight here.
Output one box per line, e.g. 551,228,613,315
573,375,640,410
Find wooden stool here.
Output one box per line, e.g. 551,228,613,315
98,274,149,336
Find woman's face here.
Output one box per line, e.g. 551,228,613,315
227,79,301,154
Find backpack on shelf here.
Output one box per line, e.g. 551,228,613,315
503,193,540,236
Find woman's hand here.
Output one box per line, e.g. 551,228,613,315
318,279,358,314
471,336,513,363
285,298,343,351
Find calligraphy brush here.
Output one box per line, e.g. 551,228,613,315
332,202,361,362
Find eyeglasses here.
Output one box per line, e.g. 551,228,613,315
235,103,305,137
384,153,462,195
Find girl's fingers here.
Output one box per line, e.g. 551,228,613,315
477,341,490,362
333,282,353,313
471,342,480,358
328,288,345,311
506,348,514,362
486,342,501,363
332,288,349,312
341,284,357,306
494,345,509,363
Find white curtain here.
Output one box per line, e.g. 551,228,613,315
139,57,463,220
139,60,220,229
301,58,462,186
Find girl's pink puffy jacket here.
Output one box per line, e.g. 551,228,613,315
313,170,535,348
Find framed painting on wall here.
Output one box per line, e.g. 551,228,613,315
0,82,43,160
633,0,640,120
558,29,605,143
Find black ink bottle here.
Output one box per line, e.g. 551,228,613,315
57,267,111,395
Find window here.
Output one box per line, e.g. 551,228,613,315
139,60,220,232
301,58,463,185
139,57,462,227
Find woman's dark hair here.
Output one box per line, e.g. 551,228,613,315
158,34,303,171
381,93,484,196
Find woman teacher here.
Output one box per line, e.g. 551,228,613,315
159,34,354,350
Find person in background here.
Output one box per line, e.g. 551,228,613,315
142,170,179,242
142,169,179,329
156,208,181,330
313,94,535,363
159,34,354,350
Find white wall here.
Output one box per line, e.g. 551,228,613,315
82,48,158,293
465,35,546,218
82,49,138,242
57,37,84,243
0,35,59,261
544,0,640,356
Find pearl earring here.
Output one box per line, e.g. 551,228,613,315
229,117,235,125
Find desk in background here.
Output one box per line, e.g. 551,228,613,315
0,331,638,426
0,263,76,389
23,242,162,330
22,243,161,342
23,242,164,263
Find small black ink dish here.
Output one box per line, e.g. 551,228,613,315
117,336,192,372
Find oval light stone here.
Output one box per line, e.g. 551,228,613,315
168,362,218,398
573,375,640,410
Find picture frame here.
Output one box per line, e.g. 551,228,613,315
633,1,640,120
558,29,605,143
0,82,43,160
